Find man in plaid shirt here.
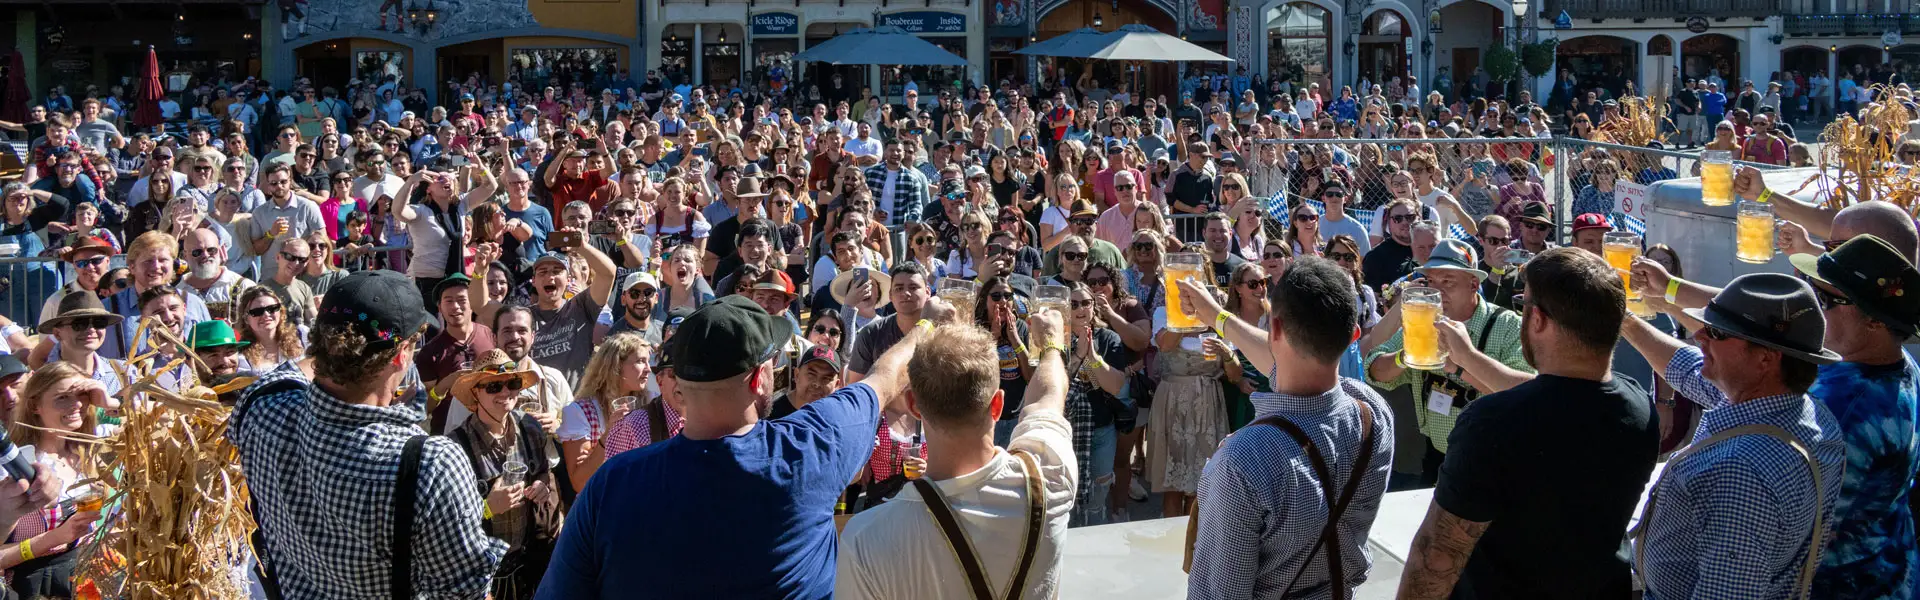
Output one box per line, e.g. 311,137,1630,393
25,114,107,202
863,139,930,229
230,270,505,598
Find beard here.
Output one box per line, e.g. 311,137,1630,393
190,260,221,280
501,341,528,362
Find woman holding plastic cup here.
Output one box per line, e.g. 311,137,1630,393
0,362,119,598
446,349,560,600
558,333,655,492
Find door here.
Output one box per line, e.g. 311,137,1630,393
300,57,351,89
1452,48,1480,89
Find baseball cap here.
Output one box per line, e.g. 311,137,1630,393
666,295,794,382
460,93,475,101
622,271,660,292
798,345,844,371
431,273,473,302
965,164,987,179
1571,213,1612,233
0,354,26,383
666,306,696,329
316,270,431,348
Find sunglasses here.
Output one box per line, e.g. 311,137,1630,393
1263,251,1290,260
1322,191,1346,199
1062,251,1088,262
1240,278,1269,290
281,253,311,263
962,223,985,232
914,236,935,245
998,215,1020,224
1700,326,1733,342
627,287,658,299
1389,214,1416,223
1086,276,1113,286
66,316,114,331
72,255,109,269
110,278,131,289
612,210,636,218
189,247,221,259
248,304,283,317
1329,251,1359,262
481,378,528,395
1131,241,1159,252
1520,221,1553,232
193,166,213,173
1222,184,1242,191
1114,183,1135,191
1070,217,1097,226
811,325,843,337
988,291,1016,301
1070,299,1095,309
1294,213,1319,223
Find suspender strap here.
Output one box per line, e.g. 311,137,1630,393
647,399,669,445
1249,399,1377,600
910,449,1048,600
392,434,428,600
1633,424,1825,600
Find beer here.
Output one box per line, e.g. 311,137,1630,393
1033,284,1070,317
1604,232,1654,319
1164,253,1208,333
937,278,978,320
903,433,925,480
502,459,529,482
74,488,106,512
1701,150,1734,207
1736,200,1776,264
1401,287,1447,370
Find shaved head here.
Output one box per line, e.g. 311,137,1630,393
1833,201,1919,263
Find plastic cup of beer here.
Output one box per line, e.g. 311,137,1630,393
1164,253,1209,332
937,277,979,319
1505,248,1534,268
1401,287,1448,370
502,458,529,482
517,399,543,414
1603,232,1655,319
611,395,638,416
1701,150,1734,207
73,484,106,513
1736,200,1777,264
903,441,925,479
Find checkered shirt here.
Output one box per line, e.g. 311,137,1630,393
1638,347,1846,600
227,365,507,599
863,164,931,227
1188,380,1396,599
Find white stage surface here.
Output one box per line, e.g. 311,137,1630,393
1059,463,1668,599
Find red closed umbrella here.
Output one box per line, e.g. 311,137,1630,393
1,50,27,124
133,46,164,130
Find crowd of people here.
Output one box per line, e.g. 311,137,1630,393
0,64,1913,600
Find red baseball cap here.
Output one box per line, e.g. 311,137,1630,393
1571,213,1612,234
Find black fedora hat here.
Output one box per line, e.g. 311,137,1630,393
1682,272,1841,365
1789,234,1920,339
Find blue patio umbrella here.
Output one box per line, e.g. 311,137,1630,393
1012,27,1110,58
790,26,967,66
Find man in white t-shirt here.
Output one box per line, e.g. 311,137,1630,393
836,313,1077,600
843,121,883,159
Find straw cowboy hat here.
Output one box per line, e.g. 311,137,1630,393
830,267,890,307
451,349,542,406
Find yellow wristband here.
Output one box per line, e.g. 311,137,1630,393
1665,278,1682,305
482,503,493,521
916,319,935,334
1393,351,1407,370
1214,311,1231,336
18,538,32,562
1045,341,1068,357
1757,188,1776,204
614,237,628,247
1015,343,1029,356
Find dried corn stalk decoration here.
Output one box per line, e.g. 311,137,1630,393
1592,96,1672,149
68,317,257,600
1811,89,1920,210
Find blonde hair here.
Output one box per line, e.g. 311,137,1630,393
573,333,654,428
10,362,100,478
905,324,999,429
128,231,178,265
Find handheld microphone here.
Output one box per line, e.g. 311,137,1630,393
0,428,34,482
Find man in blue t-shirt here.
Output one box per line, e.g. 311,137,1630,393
536,294,954,599
1701,82,1728,127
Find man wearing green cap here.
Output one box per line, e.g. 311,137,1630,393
188,319,250,382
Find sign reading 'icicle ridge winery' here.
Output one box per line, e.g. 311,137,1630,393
752,13,799,36
881,12,967,33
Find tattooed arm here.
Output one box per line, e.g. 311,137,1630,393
1395,500,1491,600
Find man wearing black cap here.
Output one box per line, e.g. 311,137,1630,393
1637,235,1920,598
537,294,953,598
1621,273,1845,600
768,345,846,419
511,234,616,388
233,270,506,597
417,274,497,431
0,354,28,419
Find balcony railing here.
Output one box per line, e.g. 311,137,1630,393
1557,0,1776,19
1782,13,1920,35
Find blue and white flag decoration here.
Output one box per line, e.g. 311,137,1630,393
1271,191,1648,241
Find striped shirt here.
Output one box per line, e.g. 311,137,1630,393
1364,297,1528,453
1638,347,1846,600
1188,380,1396,599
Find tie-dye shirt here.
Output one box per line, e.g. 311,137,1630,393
1809,353,1920,599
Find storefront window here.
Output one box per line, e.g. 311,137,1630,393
1268,2,1331,91
661,39,693,73
751,40,798,94
357,51,405,85
1681,34,1739,82
704,44,742,87
886,37,968,98
510,48,620,93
